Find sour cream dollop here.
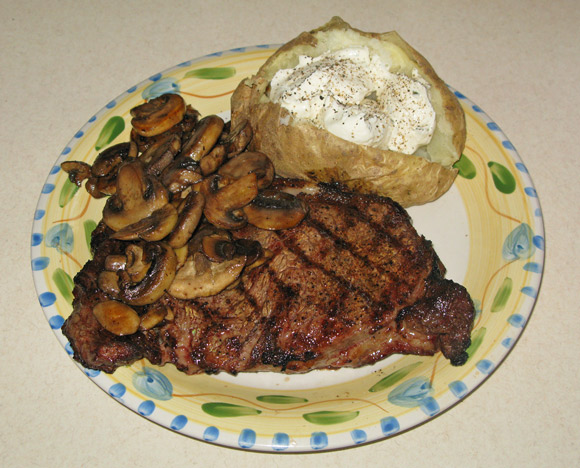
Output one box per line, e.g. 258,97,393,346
268,46,436,155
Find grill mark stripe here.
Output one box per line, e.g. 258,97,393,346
275,227,381,311
304,197,429,299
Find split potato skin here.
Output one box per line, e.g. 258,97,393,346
231,17,466,207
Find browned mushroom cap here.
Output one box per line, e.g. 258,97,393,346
167,251,246,300
91,142,136,178
130,105,201,153
97,270,121,297
139,134,181,176
131,94,187,138
103,161,169,231
61,161,91,186
93,300,141,336
124,244,151,283
220,118,253,157
104,254,127,271
243,190,308,230
139,302,168,330
166,191,205,249
87,175,117,199
218,151,274,189
201,173,259,230
110,203,178,242
181,115,224,161
201,231,235,262
160,156,203,195
199,144,227,176
118,242,177,306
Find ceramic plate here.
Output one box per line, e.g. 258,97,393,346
31,45,544,452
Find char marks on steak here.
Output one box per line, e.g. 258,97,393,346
62,180,475,374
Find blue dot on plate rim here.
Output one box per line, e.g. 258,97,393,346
38,291,56,307
203,425,218,441
138,400,156,416
48,315,65,329
502,140,515,150
31,233,43,246
238,428,256,449
34,210,45,220
272,432,290,451
32,257,50,271
41,184,55,194
170,415,188,431
380,416,400,436
448,380,468,399
351,429,367,444
476,359,494,374
310,431,328,450
501,337,514,348
109,383,126,398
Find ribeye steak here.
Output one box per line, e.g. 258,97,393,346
62,180,475,374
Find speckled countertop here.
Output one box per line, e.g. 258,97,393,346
1,1,579,466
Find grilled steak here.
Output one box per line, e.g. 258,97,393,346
62,180,475,374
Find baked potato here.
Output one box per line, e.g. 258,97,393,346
231,17,466,206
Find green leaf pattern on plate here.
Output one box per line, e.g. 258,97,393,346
488,161,516,194
52,268,74,303
201,402,262,418
454,154,477,179
95,116,125,151
58,179,80,208
184,67,236,80
466,327,486,361
368,361,422,393
303,411,360,425
83,219,97,251
491,277,513,312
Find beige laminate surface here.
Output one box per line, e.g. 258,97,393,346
1,1,578,466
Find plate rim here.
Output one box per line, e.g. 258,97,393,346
30,44,545,453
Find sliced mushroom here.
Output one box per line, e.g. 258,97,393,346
220,118,253,157
245,247,274,273
119,242,177,306
218,151,274,189
85,175,117,198
104,254,127,272
97,270,121,297
233,238,263,266
91,142,134,178
103,161,169,231
139,134,181,176
93,300,140,336
139,303,168,330
201,173,258,230
61,161,91,186
160,156,203,194
168,251,246,300
130,105,200,153
173,244,189,270
131,94,187,137
181,115,224,161
243,190,308,230
202,232,235,262
166,191,205,249
199,144,227,176
110,203,178,242
124,244,151,283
